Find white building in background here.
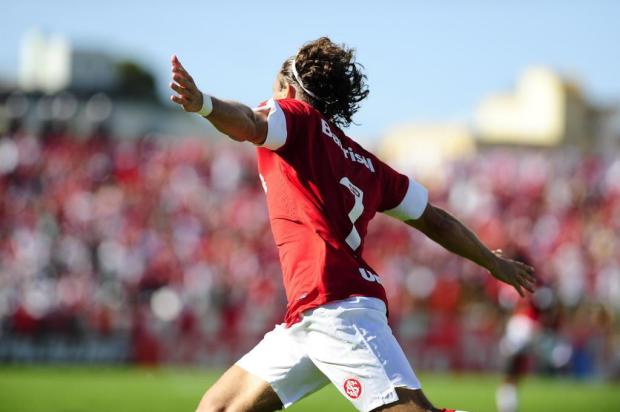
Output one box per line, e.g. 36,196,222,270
475,68,565,146
377,67,618,174
7,29,221,139
377,123,476,183
475,67,616,150
18,29,118,94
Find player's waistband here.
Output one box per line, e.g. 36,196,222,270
302,296,387,318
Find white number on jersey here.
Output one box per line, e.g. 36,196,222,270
359,268,381,283
339,177,364,251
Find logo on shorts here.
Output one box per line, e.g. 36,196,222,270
343,378,362,399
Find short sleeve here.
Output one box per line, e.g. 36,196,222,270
253,99,287,150
377,160,428,221
253,98,311,152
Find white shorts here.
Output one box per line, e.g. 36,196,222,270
236,296,421,412
499,314,538,357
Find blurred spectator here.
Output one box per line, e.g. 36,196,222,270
0,125,618,377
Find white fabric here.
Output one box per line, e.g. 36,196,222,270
290,59,323,102
500,314,537,356
197,93,213,116
236,296,421,411
253,98,287,150
496,382,518,412
384,177,429,221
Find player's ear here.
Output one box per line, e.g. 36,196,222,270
286,83,296,99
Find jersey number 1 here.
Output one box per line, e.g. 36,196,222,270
339,177,364,251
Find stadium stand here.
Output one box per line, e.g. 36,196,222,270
0,121,618,379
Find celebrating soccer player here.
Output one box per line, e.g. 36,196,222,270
169,37,536,412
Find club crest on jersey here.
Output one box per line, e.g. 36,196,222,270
321,119,375,173
343,378,363,399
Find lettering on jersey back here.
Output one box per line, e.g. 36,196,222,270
321,119,375,173
359,268,381,283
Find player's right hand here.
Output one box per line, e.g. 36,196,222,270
169,55,203,113
489,249,536,298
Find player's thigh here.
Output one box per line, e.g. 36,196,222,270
195,364,283,412
237,323,329,408
301,298,423,411
371,388,440,412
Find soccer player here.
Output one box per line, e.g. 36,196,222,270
496,287,542,412
496,283,560,412
169,37,536,412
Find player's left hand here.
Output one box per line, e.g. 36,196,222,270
489,249,536,298
169,55,203,113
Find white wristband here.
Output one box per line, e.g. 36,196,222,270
197,93,213,117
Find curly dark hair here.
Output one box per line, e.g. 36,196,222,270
279,37,369,128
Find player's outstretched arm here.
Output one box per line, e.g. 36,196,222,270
406,204,536,297
169,55,267,145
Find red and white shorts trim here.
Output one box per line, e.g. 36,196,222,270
236,296,421,411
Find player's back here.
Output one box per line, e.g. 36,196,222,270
256,98,427,324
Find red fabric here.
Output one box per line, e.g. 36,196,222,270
257,99,409,325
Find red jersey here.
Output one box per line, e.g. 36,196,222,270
254,98,428,325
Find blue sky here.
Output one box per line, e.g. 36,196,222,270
3,0,619,140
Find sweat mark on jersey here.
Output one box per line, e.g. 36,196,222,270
321,119,375,173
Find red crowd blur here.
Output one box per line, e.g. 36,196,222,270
0,129,618,376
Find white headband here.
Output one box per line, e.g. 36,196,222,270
290,58,324,102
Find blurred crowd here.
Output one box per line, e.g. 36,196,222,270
0,126,618,377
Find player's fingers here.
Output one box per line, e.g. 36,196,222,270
171,64,190,78
516,260,534,272
170,82,188,96
170,94,188,106
513,281,525,298
171,55,188,74
519,276,535,293
172,54,188,72
517,267,535,282
519,270,536,291
172,74,195,90
524,269,537,284
516,265,534,279
518,263,536,280
171,61,193,80
172,66,192,82
520,275,536,291
512,260,532,273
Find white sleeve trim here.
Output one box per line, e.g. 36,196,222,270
253,98,287,150
384,177,429,221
